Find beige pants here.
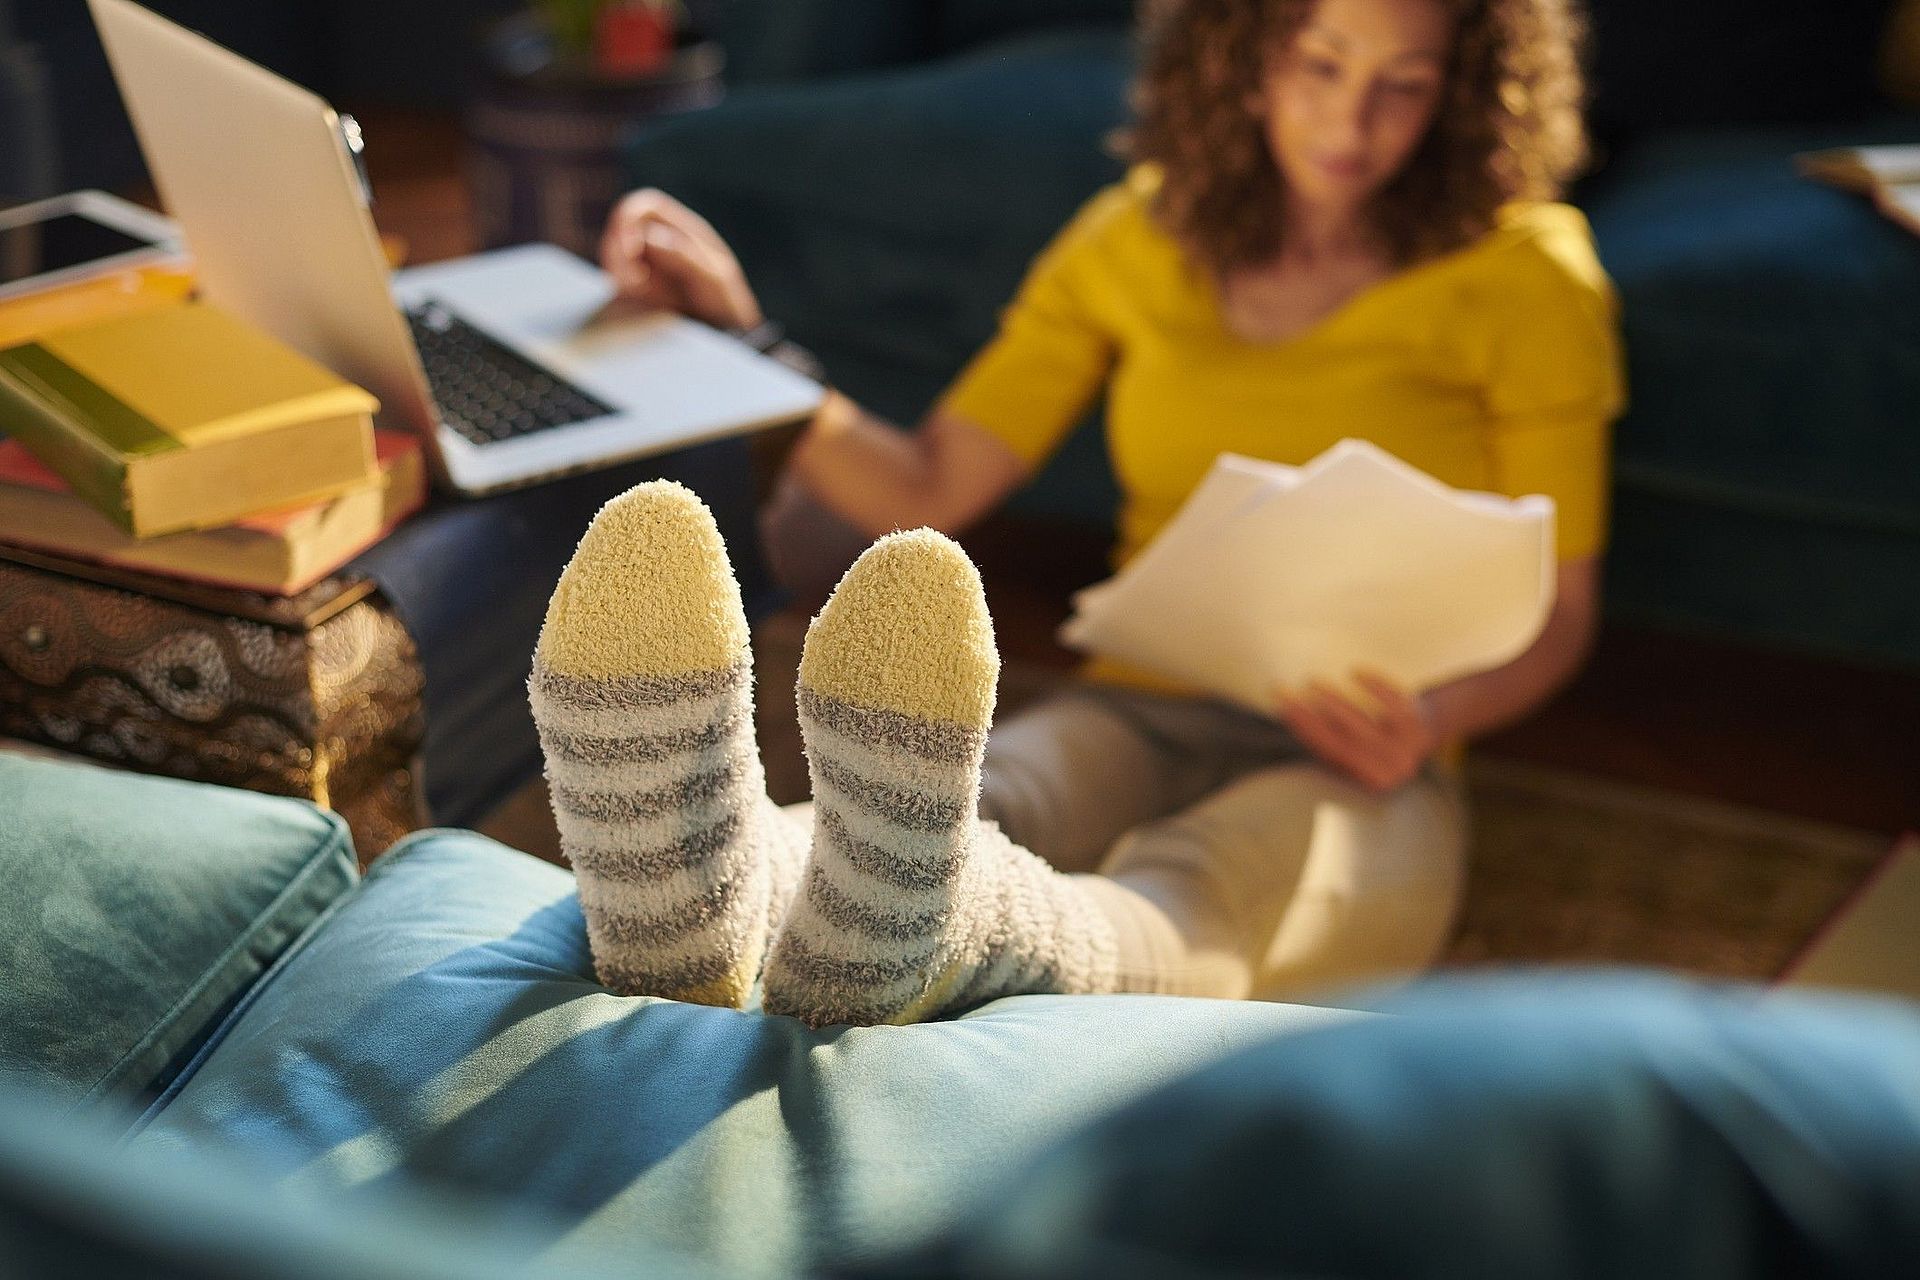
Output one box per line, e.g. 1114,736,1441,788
978,684,1468,1001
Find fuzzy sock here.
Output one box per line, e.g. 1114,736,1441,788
761,529,1120,1027
528,481,806,1007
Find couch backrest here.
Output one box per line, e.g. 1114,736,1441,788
931,0,1136,57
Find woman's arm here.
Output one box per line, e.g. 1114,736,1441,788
786,392,1031,538
1424,554,1599,741
1276,556,1599,792
601,188,1040,539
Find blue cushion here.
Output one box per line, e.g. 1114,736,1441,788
0,1075,717,1280
1583,123,1920,662
925,975,1920,1277
136,830,1352,1275
0,756,357,1108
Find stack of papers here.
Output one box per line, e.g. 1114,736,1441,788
1796,144,1920,238
1059,440,1557,710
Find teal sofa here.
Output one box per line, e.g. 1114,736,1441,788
624,0,1920,670
6,751,1920,1278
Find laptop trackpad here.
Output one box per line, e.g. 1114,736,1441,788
391,242,819,420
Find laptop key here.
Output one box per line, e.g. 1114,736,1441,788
407,300,617,445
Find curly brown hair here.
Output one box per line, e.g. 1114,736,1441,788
1125,0,1589,277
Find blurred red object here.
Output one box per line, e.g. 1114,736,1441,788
595,1,675,77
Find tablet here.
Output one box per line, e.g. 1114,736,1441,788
0,190,182,302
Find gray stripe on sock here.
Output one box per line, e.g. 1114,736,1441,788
532,663,746,711
815,806,964,892
597,949,736,997
771,930,941,989
539,703,749,765
801,864,947,940
812,757,968,832
592,877,743,947
953,947,1048,1010
566,810,743,880
552,747,751,823
796,686,982,764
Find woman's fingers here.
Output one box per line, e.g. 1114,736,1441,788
1304,681,1384,749
1276,688,1378,788
600,188,762,328
602,210,671,301
635,222,761,329
1275,680,1425,794
645,192,739,265
601,190,699,298
1353,669,1431,740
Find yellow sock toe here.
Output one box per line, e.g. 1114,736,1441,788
536,479,748,679
797,528,998,729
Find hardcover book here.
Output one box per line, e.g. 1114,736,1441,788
0,430,423,595
0,300,378,536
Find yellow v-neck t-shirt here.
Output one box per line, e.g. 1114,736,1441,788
941,167,1625,578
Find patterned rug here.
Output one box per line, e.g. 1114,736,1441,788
1443,758,1885,980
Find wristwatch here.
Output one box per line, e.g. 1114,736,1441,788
732,319,827,385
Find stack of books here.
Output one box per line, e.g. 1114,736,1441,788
0,300,424,595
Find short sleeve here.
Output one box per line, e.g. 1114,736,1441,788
1477,207,1626,562
937,186,1127,470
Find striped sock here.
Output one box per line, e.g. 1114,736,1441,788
528,481,806,1007
762,529,1120,1027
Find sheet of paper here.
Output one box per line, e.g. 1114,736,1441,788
1059,440,1556,710
1876,182,1920,237
1852,145,1920,184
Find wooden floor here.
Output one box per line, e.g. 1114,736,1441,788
349,106,1918,838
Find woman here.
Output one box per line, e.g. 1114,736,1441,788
537,0,1622,1024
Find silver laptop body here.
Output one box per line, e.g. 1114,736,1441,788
88,0,823,495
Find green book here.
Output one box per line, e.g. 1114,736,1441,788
0,301,379,537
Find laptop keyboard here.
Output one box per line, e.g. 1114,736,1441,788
406,300,615,446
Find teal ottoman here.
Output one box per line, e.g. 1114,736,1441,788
134,829,1352,1276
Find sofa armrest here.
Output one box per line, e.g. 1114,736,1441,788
0,755,358,1114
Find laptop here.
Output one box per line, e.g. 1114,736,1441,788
87,0,824,495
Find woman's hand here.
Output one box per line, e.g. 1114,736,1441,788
1273,669,1439,793
598,188,764,331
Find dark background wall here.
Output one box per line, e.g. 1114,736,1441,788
0,0,530,201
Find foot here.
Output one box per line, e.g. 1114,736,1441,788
762,529,1118,1026
528,480,805,1007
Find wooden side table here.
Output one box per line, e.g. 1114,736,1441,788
467,24,726,258
0,549,425,861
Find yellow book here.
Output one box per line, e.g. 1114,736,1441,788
0,300,378,536
0,430,424,595
0,261,195,349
